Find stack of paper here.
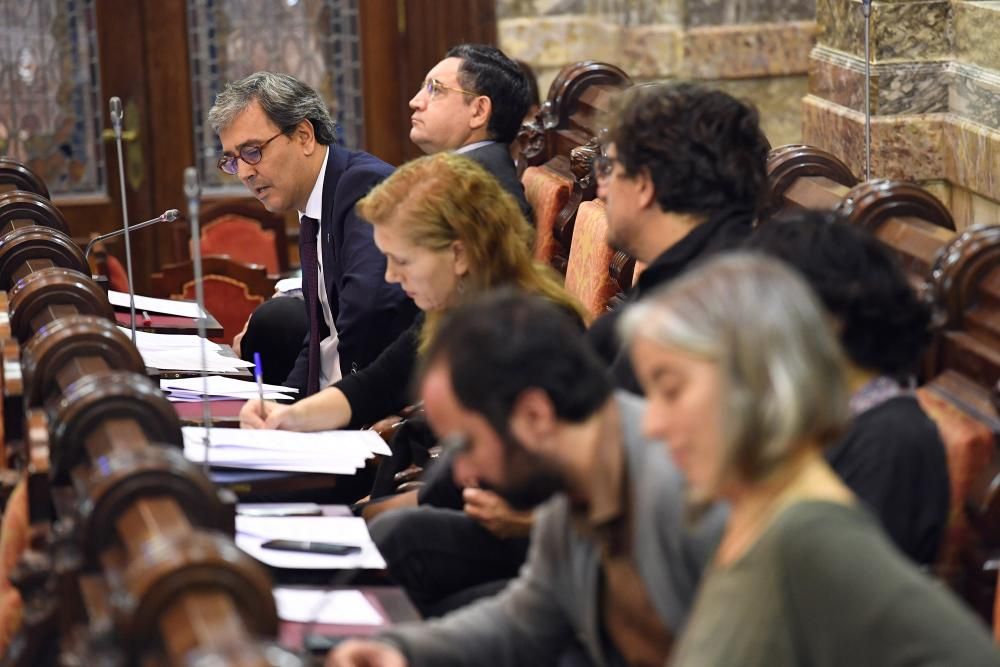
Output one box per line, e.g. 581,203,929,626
161,376,297,402
182,426,391,475
108,290,208,318
236,515,387,570
273,588,384,625
121,326,255,373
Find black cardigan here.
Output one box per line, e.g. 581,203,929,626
334,313,424,429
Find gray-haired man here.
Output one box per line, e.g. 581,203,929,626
209,72,416,398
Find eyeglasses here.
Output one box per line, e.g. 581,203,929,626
420,78,479,100
592,153,621,180
217,131,285,175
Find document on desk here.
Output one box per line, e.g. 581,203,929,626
121,328,225,351
161,376,297,401
236,515,387,570
141,349,256,373
182,426,392,475
273,588,384,625
108,290,207,318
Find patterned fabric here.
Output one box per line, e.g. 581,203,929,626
199,214,280,274
521,166,572,265
915,388,994,584
565,200,617,319
849,376,904,416
180,275,266,345
300,215,321,396
0,477,28,654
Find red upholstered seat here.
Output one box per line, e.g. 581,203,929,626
564,199,616,319
522,165,572,266
916,388,995,585
152,256,276,344
197,213,280,275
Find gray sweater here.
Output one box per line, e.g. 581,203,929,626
380,392,727,666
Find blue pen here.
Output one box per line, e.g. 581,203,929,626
253,352,265,419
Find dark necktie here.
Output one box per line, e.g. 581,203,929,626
300,215,321,396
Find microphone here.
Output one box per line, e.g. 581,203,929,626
185,167,213,472
862,0,872,181
109,95,138,344
84,209,180,258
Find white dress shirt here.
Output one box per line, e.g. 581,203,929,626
298,146,342,386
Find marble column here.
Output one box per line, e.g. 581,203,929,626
803,0,1000,228
497,0,818,147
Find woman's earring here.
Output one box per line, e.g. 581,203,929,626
456,276,466,294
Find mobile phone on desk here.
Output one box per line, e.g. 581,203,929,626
261,540,362,556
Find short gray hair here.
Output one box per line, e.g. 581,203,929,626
208,71,337,145
620,252,848,490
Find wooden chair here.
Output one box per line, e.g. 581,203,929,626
0,158,49,199
564,199,617,319
181,199,290,276
515,61,632,273
150,255,276,343
522,161,575,267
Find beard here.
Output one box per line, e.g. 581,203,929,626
494,444,568,511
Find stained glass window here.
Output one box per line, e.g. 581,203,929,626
188,0,364,192
0,0,105,196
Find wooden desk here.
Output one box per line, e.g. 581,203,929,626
279,586,421,650
115,310,224,338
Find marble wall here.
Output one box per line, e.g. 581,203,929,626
803,0,1000,228
496,0,817,147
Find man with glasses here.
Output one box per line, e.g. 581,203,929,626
328,290,725,667
588,82,770,393
409,44,532,220
209,72,417,397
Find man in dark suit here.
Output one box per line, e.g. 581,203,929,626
210,72,417,396
409,44,533,220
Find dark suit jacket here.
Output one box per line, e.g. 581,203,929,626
463,142,533,223
285,146,419,392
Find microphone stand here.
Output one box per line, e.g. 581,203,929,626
84,209,180,259
863,0,873,181
184,167,212,472
109,96,138,344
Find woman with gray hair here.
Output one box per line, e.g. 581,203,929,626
620,253,999,666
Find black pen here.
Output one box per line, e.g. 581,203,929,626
261,539,362,556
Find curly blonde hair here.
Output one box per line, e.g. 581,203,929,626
356,152,587,349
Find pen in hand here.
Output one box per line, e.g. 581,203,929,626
253,351,265,420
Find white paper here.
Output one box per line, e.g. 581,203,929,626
121,328,224,351
275,277,302,294
166,391,292,402
273,588,383,625
236,515,387,570
161,376,298,395
181,426,391,474
237,503,322,517
183,427,391,457
140,349,255,372
109,290,207,318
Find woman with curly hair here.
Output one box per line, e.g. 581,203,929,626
240,151,584,431
746,210,949,565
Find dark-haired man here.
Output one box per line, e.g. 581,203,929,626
328,291,725,667
589,82,770,392
210,72,416,401
409,44,532,219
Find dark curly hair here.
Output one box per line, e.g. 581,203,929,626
604,82,770,218
746,210,931,377
446,44,532,144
